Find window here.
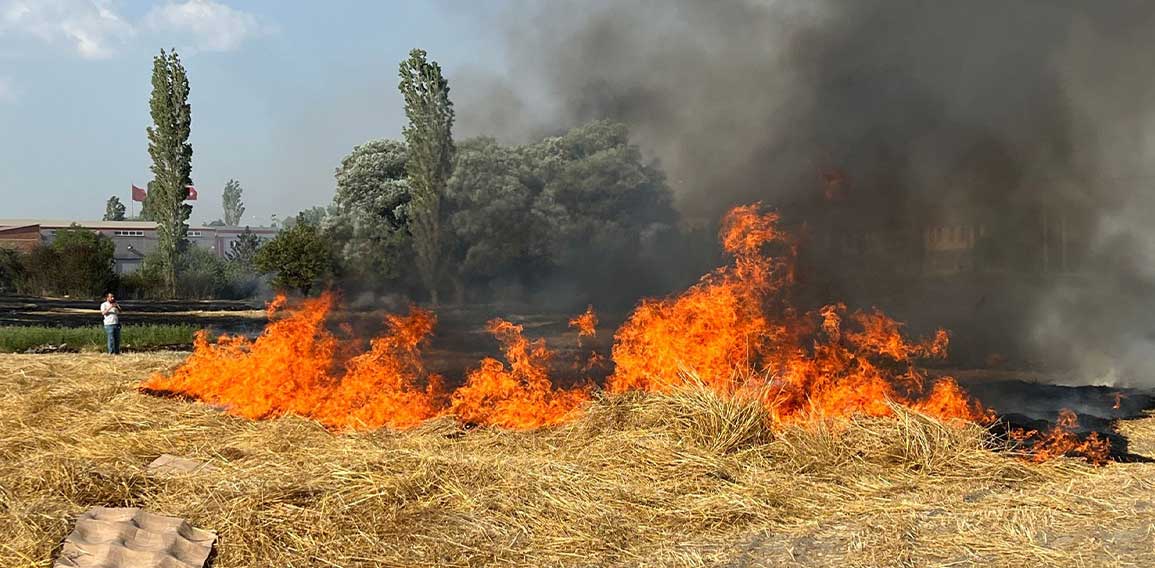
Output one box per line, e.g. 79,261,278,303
188,231,202,237
113,230,145,237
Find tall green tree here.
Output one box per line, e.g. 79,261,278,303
103,196,126,221
399,48,455,304
146,49,194,297
223,179,245,226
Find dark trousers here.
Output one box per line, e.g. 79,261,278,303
105,324,121,354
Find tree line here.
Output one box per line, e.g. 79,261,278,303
259,49,707,308
2,48,713,305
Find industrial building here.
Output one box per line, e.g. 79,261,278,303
0,220,279,274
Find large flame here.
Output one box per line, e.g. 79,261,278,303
608,204,989,424
142,202,1109,463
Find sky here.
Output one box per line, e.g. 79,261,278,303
0,0,509,225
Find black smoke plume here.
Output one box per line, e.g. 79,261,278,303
455,0,1155,383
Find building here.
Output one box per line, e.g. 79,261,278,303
0,224,41,253
0,220,279,274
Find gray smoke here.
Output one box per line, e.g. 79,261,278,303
454,0,1155,384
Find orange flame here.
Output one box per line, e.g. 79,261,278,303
608,204,990,424
569,305,598,339
1012,409,1111,466
142,295,446,429
143,202,1105,463
450,319,589,429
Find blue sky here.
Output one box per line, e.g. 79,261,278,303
0,1,511,225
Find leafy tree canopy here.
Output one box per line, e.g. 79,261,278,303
104,196,126,221
254,220,332,295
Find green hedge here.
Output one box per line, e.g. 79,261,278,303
0,324,199,353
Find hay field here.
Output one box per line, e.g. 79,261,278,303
1,354,1153,567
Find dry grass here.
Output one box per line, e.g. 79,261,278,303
1,354,1153,567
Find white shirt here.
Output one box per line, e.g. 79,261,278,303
101,301,120,325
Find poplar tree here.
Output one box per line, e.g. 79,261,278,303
146,49,194,297
399,48,454,305
223,179,245,226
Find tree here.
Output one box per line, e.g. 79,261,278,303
334,140,409,216
254,219,332,295
283,206,328,229
223,179,245,226
523,120,679,305
326,140,412,287
0,249,24,294
146,49,194,297
444,137,548,300
21,225,116,297
400,48,455,304
226,226,263,269
104,196,126,221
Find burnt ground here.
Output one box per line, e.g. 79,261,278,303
0,296,268,335
7,296,1155,461
950,374,1155,462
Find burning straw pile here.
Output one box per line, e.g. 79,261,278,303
138,204,1104,463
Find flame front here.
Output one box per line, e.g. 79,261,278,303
609,204,989,424
143,202,1106,464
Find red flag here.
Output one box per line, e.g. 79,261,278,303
185,185,198,200
131,184,147,202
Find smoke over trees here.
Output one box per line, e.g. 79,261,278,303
323,120,684,308
443,1,1155,383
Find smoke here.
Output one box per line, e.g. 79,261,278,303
454,0,1155,383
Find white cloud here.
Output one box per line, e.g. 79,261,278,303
0,0,132,59
144,0,269,52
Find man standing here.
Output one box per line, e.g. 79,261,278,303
100,292,121,355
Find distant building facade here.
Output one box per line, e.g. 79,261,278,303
0,220,279,274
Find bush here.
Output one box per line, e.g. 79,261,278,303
0,249,24,294
255,220,333,295
18,226,116,297
120,247,261,300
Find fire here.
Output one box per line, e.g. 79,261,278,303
142,295,446,429
569,305,598,338
142,202,1111,464
1012,409,1111,466
609,203,990,424
450,319,589,429
144,299,588,430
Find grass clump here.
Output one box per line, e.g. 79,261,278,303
0,324,198,353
